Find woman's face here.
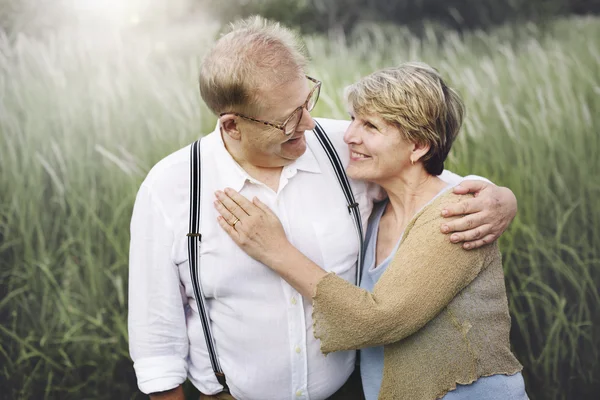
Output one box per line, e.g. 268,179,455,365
343,111,415,184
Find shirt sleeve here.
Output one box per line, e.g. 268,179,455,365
311,193,498,353
128,184,189,394
440,169,493,185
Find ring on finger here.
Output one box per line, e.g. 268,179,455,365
232,217,240,227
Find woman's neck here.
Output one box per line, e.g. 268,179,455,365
379,169,448,228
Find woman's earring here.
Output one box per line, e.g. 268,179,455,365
410,158,415,166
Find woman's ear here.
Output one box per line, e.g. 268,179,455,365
410,141,431,163
219,115,242,141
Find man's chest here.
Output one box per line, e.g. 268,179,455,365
171,173,365,300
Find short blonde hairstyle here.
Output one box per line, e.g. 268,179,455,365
199,16,308,116
345,62,465,175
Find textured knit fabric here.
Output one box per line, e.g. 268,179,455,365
359,200,528,400
312,191,523,400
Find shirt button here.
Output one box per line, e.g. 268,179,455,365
295,346,301,354
291,297,297,305
296,390,303,397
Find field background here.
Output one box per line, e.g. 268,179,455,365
1,1,599,399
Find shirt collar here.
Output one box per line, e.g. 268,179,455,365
211,123,322,192
290,137,321,174
212,124,252,192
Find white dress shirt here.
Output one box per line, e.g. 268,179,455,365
128,118,472,400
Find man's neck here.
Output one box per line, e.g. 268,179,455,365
221,130,286,192
239,161,283,193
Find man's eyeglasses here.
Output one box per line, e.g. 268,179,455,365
219,76,321,136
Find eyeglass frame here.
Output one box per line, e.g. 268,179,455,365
219,76,322,136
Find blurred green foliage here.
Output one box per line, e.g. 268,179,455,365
1,16,599,399
201,0,600,33
2,0,600,37
0,0,71,35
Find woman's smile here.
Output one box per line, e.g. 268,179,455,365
350,150,371,161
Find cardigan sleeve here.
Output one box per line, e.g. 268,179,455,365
312,193,498,353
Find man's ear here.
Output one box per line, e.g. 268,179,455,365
219,115,241,141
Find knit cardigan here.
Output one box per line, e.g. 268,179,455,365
312,192,522,399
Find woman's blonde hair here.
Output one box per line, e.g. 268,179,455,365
199,16,308,117
345,62,465,175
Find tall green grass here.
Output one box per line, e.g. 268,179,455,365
1,17,599,399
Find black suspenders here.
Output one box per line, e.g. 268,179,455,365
186,121,363,392
313,120,365,284
186,139,228,391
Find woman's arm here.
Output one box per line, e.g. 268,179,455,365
258,241,328,299
214,188,326,298
311,194,497,353
214,189,496,352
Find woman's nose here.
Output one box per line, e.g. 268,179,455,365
343,121,359,144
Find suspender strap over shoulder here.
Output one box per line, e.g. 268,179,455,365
186,121,364,392
313,121,365,285
187,139,229,392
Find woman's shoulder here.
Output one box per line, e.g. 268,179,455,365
402,190,498,258
410,190,472,231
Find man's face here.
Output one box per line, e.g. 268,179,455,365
236,76,317,168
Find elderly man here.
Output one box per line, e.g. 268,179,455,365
128,17,517,400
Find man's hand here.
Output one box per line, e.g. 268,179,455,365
440,180,517,250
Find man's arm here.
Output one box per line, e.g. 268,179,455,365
129,184,189,396
150,385,185,400
441,180,518,249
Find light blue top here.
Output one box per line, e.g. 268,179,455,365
359,196,528,400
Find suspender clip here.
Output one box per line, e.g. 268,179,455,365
347,202,359,213
215,372,230,393
186,233,202,239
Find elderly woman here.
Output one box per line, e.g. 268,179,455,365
214,63,527,399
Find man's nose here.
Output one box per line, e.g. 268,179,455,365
298,107,315,131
